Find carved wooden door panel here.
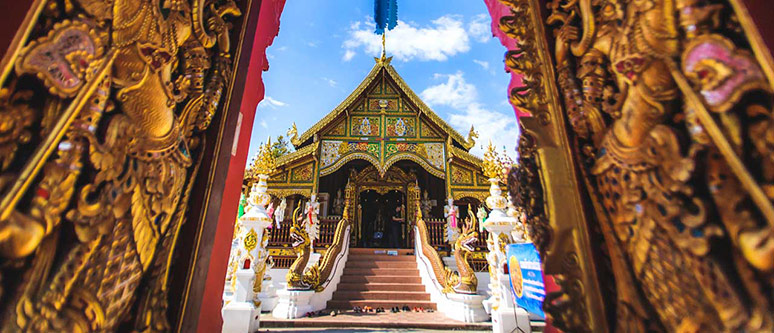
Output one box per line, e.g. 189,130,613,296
498,0,774,331
0,0,257,331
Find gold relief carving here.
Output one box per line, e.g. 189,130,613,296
325,119,346,136
244,228,258,252
267,188,311,200
451,165,473,185
291,162,314,182
498,0,551,124
368,98,398,112
534,0,774,330
0,0,243,331
451,191,488,204
475,173,488,186
384,82,397,95
419,120,440,138
269,170,288,182
16,20,105,98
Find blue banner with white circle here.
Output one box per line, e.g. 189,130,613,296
506,242,546,318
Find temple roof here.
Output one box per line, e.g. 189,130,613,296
290,57,473,150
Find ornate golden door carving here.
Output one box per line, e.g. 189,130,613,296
500,0,774,331
0,0,248,331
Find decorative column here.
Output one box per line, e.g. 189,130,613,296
481,143,531,333
222,141,276,333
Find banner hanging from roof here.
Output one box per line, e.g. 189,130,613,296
374,0,398,34
507,242,546,319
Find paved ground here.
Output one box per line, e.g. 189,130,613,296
260,310,492,331
256,329,491,333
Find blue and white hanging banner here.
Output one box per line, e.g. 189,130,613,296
506,242,546,318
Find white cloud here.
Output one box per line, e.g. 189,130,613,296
469,14,491,43
322,77,337,87
260,119,268,129
276,46,288,51
258,96,288,109
421,72,477,107
343,50,356,61
421,72,518,157
342,15,470,62
307,41,318,47
473,59,490,70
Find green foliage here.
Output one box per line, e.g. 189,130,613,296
271,135,293,158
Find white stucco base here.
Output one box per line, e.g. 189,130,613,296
485,275,532,333
256,279,278,312
221,270,261,333
414,229,489,323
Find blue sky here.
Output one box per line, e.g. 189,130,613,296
247,1,519,162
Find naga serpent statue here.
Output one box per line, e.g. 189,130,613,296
286,198,351,291
286,204,312,290
415,201,478,294
304,199,351,291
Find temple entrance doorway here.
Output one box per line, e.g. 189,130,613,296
317,159,447,249
358,189,406,248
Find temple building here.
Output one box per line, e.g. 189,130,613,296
249,56,492,253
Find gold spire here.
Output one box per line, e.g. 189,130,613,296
375,32,392,65
250,137,276,176
482,141,501,180
381,33,386,61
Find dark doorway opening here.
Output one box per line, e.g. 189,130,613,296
358,189,406,248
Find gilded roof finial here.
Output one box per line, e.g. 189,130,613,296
482,141,502,181
381,33,386,61
375,32,392,65
251,137,276,176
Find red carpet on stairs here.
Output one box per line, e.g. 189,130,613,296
327,248,436,310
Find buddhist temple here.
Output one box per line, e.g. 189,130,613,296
2,0,774,332
249,55,492,250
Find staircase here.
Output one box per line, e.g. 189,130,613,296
327,248,436,310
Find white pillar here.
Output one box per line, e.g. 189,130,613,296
222,175,274,332
483,178,531,333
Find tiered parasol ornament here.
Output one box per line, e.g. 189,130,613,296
481,142,523,312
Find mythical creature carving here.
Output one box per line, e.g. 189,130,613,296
286,204,312,290
0,0,241,331
463,125,479,150
451,205,480,294
415,201,478,294
304,199,351,291
545,0,774,330
287,122,301,147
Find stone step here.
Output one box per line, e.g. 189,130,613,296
332,291,431,301
347,254,416,262
342,268,419,276
337,283,426,292
260,311,494,331
339,275,422,284
326,300,437,310
349,248,414,255
347,260,416,269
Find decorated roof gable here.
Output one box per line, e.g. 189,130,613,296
291,59,474,150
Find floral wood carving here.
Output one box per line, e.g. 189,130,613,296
0,0,243,331
545,0,774,330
